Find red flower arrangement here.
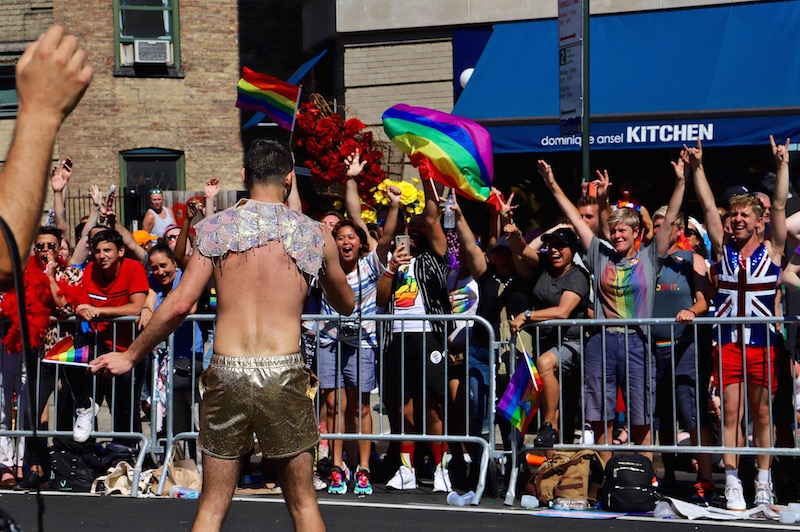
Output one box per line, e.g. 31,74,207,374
294,94,385,202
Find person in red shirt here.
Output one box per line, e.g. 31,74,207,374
68,229,148,443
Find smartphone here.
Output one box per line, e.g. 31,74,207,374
395,234,410,250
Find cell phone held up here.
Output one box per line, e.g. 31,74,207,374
395,234,409,251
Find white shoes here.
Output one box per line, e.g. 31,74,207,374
386,465,417,490
73,399,99,443
433,465,452,493
753,480,774,506
724,478,746,512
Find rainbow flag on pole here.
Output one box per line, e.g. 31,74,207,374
382,104,497,207
497,348,543,436
43,335,91,367
236,67,301,131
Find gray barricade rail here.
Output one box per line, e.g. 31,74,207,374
504,316,800,505
3,314,800,503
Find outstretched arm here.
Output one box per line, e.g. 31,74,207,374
453,195,488,280
0,26,92,289
90,250,213,376
594,169,612,241
204,178,220,219
70,184,103,265
343,149,377,251
174,198,201,270
768,135,790,261
319,230,355,315
686,140,723,259
423,177,448,257
659,155,687,257
51,160,72,240
376,185,402,264
537,160,594,254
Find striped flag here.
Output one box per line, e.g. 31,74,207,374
497,349,543,436
236,67,301,131
43,335,91,367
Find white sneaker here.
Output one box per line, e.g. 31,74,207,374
312,472,326,491
73,400,99,443
579,424,595,446
724,479,746,511
433,465,452,493
753,480,774,505
386,465,417,490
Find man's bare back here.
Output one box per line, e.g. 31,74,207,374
212,245,310,358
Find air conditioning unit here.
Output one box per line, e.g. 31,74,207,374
133,40,171,64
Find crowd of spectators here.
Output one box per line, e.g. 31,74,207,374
1,135,798,513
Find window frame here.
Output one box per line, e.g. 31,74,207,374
119,148,185,224
0,56,20,119
112,0,183,78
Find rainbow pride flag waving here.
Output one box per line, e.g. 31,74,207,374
236,67,301,131
497,349,543,436
382,104,498,207
43,335,91,367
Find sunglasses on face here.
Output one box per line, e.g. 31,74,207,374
35,242,57,252
684,228,699,238
546,241,568,250
166,234,179,242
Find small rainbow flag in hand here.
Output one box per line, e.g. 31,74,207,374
43,335,91,367
497,347,543,436
236,67,301,131
382,104,500,209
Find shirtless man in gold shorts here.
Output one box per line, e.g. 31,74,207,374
91,138,354,532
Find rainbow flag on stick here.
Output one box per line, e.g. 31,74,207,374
382,104,501,209
497,345,543,436
43,335,91,367
236,67,301,131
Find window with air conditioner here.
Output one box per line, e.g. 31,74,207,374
114,0,182,77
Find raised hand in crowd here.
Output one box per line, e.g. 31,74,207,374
593,169,612,240
345,148,368,177
204,178,220,218
0,26,93,289
50,158,72,238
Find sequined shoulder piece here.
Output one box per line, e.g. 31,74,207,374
194,200,325,278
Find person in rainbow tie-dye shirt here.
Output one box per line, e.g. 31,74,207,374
536,159,682,463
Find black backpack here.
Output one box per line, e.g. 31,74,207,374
49,438,104,492
599,454,657,512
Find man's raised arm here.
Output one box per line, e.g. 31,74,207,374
686,139,723,259
90,249,213,376
318,229,355,316
0,26,92,289
768,135,790,258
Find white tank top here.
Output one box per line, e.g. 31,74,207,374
147,208,176,237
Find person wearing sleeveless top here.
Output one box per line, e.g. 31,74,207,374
142,189,177,237
707,136,790,510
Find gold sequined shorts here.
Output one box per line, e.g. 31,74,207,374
198,353,319,460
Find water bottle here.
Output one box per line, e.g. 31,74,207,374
552,497,588,510
169,486,200,499
520,495,540,508
447,490,475,506
779,511,797,524
443,194,455,229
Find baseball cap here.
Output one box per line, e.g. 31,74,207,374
541,227,578,251
132,230,158,246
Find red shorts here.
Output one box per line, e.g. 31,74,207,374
713,343,778,393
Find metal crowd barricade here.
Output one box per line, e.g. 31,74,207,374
0,316,150,498
153,313,498,504
504,315,800,505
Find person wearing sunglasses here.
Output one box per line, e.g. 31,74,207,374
509,225,590,449
142,187,176,238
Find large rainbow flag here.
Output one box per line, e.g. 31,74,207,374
236,67,301,131
43,335,91,367
382,104,498,208
497,350,543,436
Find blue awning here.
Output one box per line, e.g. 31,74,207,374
452,1,800,153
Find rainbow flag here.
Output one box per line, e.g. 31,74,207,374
382,104,496,206
43,335,91,367
497,350,543,436
236,67,301,131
